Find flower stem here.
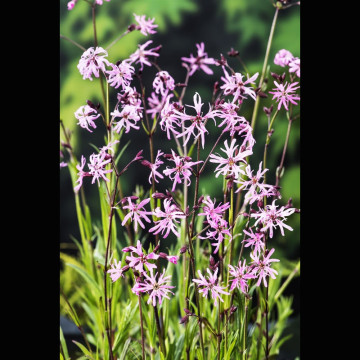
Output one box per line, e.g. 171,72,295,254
250,7,279,132
154,304,166,356
138,295,146,360
60,34,86,51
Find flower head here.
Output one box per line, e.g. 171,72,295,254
250,248,280,287
129,40,160,71
74,155,90,192
241,228,265,254
74,104,100,133
289,57,300,78
269,81,300,111
192,268,230,306
121,197,152,232
111,103,143,134
200,218,232,254
137,269,175,306
67,0,77,10
274,49,294,67
107,259,127,282
88,152,113,186
153,71,175,97
181,42,216,76
77,47,110,81
228,259,256,293
134,14,158,36
198,196,230,223
106,61,134,90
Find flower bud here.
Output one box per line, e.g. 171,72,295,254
153,244,161,253
121,265,130,273
128,23,137,32
180,315,189,324
230,306,237,315
152,192,166,199
227,47,239,57
180,245,188,254
159,252,168,259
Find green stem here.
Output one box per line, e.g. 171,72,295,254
250,7,279,132
274,260,300,303
138,295,146,360
154,304,166,356
60,34,86,51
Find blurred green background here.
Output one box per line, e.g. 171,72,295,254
60,0,299,355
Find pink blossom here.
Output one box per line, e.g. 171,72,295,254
107,259,126,282
77,47,110,81
166,255,179,264
149,198,186,238
106,61,134,90
153,71,175,97
60,162,68,168
149,150,164,184
137,269,175,306
181,42,216,76
269,81,300,111
129,40,160,71
159,95,181,139
209,139,252,179
174,92,220,149
117,86,142,107
251,200,296,238
67,1,77,10
198,196,230,223
95,0,110,5
289,57,300,78
220,68,259,103
228,259,256,293
235,122,255,150
74,155,91,192
74,104,100,133
163,150,202,192
99,140,120,157
192,268,230,306
274,49,294,67
250,248,280,287
121,197,152,232
242,228,265,254
88,152,113,186
200,218,232,254
111,103,142,133
216,101,248,136
123,240,159,274
134,14,158,36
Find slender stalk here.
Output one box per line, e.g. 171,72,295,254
265,284,269,360
243,297,249,360
60,34,86,51
199,130,224,174
250,7,279,132
274,260,300,303
154,304,166,356
106,30,130,51
138,295,146,360
217,306,221,360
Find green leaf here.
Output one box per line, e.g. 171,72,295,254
119,338,131,360
115,140,131,166
60,326,70,360
72,340,94,359
174,334,185,360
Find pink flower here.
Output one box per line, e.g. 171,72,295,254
88,152,113,186
289,57,300,78
142,150,164,184
200,218,232,254
216,101,248,136
77,47,110,81
159,95,181,140
149,198,186,238
74,105,100,133
146,92,167,119
269,81,300,111
134,14,158,36
209,139,252,179
137,269,175,306
60,162,68,168
251,200,295,238
163,150,202,192
174,92,220,149
95,0,110,5
228,259,256,293
123,240,159,274
99,140,120,157
181,42,216,76
192,268,230,306
166,255,179,264
111,103,142,134
153,71,175,97
74,155,91,192
235,162,268,194
129,40,160,70
242,228,265,254
67,1,77,10
274,49,294,67
250,248,280,287
121,197,152,232
106,61,134,90
220,68,259,103
107,259,126,282
198,196,230,223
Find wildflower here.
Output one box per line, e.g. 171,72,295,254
274,49,294,67
228,259,256,293
123,240,159,274
250,248,280,287
77,47,110,81
269,81,300,111
121,197,152,232
74,155,91,192
166,255,179,264
289,57,300,78
216,101,248,136
251,199,296,238
67,0,77,10
200,218,232,254
153,71,175,97
159,95,181,140
74,104,100,133
163,150,202,192
220,68,259,103
106,61,134,90
134,14,158,36
60,162,68,168
107,259,127,282
192,268,230,306
129,40,160,70
137,269,175,306
95,0,111,4
174,92,220,149
242,228,265,254
181,42,216,76
111,103,142,133
87,152,113,186
99,140,120,157
209,139,252,179
149,198,186,238
198,196,230,223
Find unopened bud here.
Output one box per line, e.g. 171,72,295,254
153,244,161,253
159,252,168,259
213,81,219,94
121,265,130,273
227,47,239,57
184,308,193,316
180,315,189,325
152,192,166,199
128,23,137,32
135,150,143,160
230,306,237,315
209,255,216,267
276,166,285,179
197,195,204,206
180,245,188,254
271,72,281,81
